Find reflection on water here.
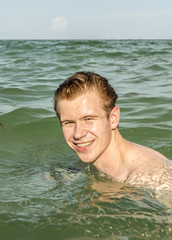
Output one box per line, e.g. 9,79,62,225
0,39,172,239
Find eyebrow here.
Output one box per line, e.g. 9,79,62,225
60,114,99,124
82,114,99,119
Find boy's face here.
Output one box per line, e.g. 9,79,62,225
57,91,117,164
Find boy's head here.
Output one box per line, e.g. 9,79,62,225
54,72,118,117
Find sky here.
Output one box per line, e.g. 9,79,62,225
0,0,172,39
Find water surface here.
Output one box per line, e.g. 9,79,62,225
0,40,172,240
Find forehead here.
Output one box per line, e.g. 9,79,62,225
57,92,105,119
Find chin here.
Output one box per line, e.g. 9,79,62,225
79,158,94,163
77,154,95,163
78,153,99,164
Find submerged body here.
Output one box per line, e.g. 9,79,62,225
54,72,172,191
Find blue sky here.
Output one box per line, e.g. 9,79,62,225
0,0,172,39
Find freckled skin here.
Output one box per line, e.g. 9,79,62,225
57,91,172,190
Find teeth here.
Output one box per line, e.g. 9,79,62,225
76,141,93,148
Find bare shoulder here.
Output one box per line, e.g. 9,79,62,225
127,159,172,190
126,141,172,191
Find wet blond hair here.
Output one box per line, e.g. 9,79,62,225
54,72,118,117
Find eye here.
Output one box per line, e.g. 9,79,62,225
84,117,95,123
85,117,92,121
62,121,74,127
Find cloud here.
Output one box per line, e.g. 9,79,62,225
51,17,68,31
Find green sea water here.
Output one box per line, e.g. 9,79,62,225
0,40,172,240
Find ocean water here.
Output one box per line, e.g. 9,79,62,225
0,40,172,240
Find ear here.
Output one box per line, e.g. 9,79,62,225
110,106,120,130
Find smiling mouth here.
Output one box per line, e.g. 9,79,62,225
75,140,94,149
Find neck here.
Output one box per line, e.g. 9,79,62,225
93,129,130,182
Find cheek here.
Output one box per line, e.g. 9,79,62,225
88,124,97,133
62,128,72,142
89,121,111,137
100,123,112,142
86,122,101,136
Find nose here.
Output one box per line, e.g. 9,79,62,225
73,122,86,140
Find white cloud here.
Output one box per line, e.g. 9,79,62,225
51,17,68,31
